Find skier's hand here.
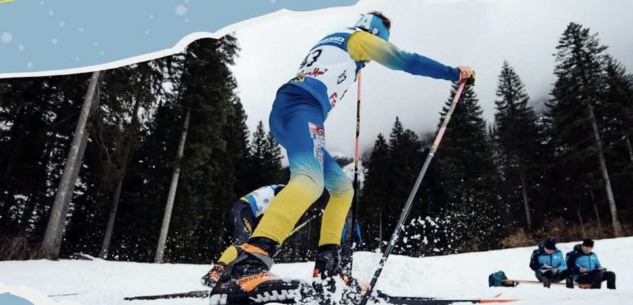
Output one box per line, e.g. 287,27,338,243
542,264,551,268
457,66,476,86
551,268,558,274
579,267,586,273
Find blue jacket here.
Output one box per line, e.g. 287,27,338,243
529,244,567,276
566,244,602,281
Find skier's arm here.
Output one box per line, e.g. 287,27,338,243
347,31,460,82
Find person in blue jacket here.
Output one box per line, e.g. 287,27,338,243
203,11,475,304
529,238,568,288
566,239,616,289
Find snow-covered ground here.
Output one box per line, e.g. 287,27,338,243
1,237,631,305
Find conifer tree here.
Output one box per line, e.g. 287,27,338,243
359,133,390,250
602,56,633,164
549,22,622,236
263,130,283,184
435,83,502,252
493,61,541,231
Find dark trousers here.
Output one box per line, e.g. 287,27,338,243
577,270,616,289
537,269,569,283
229,200,258,245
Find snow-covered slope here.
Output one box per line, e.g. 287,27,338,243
1,238,631,305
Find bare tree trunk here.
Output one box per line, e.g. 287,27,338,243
99,177,124,258
624,133,633,163
155,108,190,263
99,97,142,259
576,198,586,239
519,171,532,231
41,71,101,259
588,186,603,238
586,102,622,236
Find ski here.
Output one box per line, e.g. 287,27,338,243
47,290,91,298
123,289,517,305
123,289,210,300
378,296,518,305
376,291,517,305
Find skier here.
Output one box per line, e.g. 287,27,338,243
529,238,569,288
202,11,476,304
566,239,616,289
228,184,285,245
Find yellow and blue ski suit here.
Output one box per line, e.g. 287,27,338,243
219,27,460,264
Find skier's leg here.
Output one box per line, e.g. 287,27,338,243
319,150,354,247
313,150,367,302
251,104,326,244
215,90,325,263
229,200,256,245
204,89,326,301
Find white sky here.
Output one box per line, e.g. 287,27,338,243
230,0,633,159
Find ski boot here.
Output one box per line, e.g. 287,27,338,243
312,245,368,304
202,238,305,305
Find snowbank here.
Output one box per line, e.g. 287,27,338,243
1,238,631,305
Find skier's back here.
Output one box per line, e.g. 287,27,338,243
202,11,476,304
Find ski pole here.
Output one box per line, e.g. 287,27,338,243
349,71,363,270
287,209,323,237
359,82,466,305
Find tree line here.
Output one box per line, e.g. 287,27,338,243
358,22,632,256
0,36,284,263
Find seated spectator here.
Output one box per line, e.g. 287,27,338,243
567,239,616,289
529,238,569,288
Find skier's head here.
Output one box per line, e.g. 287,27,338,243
354,11,391,42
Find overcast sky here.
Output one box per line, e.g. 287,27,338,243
230,0,633,160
